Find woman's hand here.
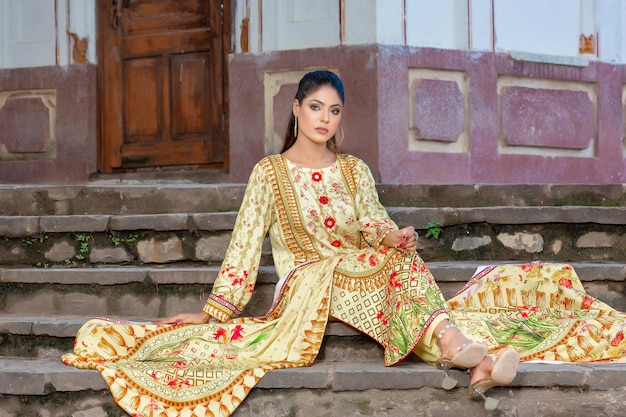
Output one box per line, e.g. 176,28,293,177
154,311,213,326
382,226,418,252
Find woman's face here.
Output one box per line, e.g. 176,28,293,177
293,85,343,146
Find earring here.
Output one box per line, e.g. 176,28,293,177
293,117,298,138
334,126,345,147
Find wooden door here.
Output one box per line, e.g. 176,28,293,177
98,0,229,171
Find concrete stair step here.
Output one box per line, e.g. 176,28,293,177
1,262,625,316
2,207,624,271
0,314,376,362
2,206,625,237
2,356,625,395
2,184,625,215
1,357,625,416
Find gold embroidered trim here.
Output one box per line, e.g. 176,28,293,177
203,299,233,322
262,156,320,264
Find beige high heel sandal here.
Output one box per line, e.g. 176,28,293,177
434,323,488,390
468,349,520,410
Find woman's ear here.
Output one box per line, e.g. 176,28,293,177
292,98,300,117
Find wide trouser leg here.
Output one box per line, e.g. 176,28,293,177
412,312,450,365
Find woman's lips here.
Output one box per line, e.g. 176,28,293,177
315,127,328,134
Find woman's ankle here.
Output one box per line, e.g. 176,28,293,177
436,322,470,357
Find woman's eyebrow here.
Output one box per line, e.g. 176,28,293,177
309,99,343,107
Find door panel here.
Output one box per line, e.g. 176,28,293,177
98,0,228,171
124,57,161,144
171,53,212,139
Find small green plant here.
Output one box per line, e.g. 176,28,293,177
35,261,51,268
110,233,139,246
22,234,49,247
75,234,91,260
63,233,92,265
424,221,443,240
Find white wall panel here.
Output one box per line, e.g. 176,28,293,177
1,0,56,69
344,0,377,45
596,0,625,62
494,0,582,57
262,0,340,51
469,0,492,51
405,0,468,50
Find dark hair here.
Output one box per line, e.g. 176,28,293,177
281,70,345,153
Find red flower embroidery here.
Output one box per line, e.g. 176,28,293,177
331,239,341,247
232,277,244,286
312,172,322,182
324,217,336,229
389,271,402,289
231,325,244,341
376,310,388,326
558,278,573,288
582,295,594,309
319,195,329,204
611,332,624,347
213,327,227,341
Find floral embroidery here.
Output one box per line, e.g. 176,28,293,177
231,325,244,341
558,278,573,288
611,332,624,347
331,240,341,247
213,325,245,343
319,195,329,204
582,295,594,308
213,327,227,341
388,271,402,289
376,310,388,326
324,217,336,229
312,172,322,182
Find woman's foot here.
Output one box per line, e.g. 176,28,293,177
435,322,487,389
468,349,520,410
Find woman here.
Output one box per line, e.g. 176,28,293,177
62,70,518,416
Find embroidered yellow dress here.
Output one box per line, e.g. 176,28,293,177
62,154,449,416
447,262,626,363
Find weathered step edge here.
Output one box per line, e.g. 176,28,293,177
2,184,626,215
1,262,624,286
0,358,625,396
1,206,625,236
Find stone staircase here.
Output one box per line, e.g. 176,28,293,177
0,181,625,416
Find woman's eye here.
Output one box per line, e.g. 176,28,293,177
331,109,341,115
310,105,320,110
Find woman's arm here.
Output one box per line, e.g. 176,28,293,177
158,161,274,325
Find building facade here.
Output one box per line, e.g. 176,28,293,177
1,0,625,184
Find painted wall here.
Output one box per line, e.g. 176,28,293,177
0,0,97,68
0,0,97,183
229,45,626,184
229,0,626,184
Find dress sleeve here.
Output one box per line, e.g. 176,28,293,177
352,158,398,247
203,162,274,321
